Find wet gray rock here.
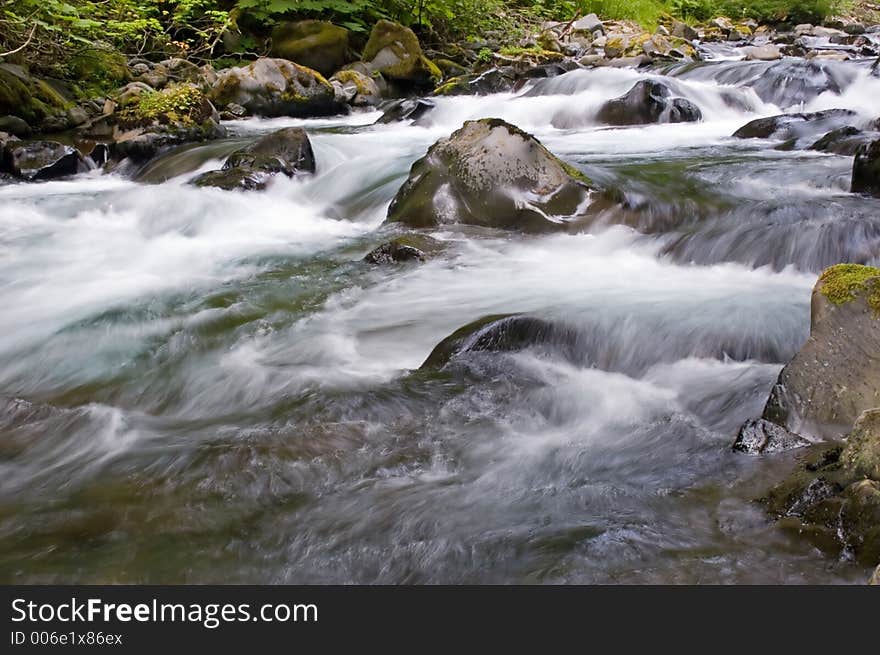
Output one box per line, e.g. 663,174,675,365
191,126,315,191
596,80,702,126
421,314,566,369
733,418,811,454
377,98,435,124
810,126,873,156
1,140,85,181
732,109,857,145
385,118,595,232
363,234,441,265
852,138,880,196
761,264,880,441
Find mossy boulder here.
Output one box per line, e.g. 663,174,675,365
852,139,880,197
0,64,71,131
270,20,350,77
596,80,702,126
810,126,873,156
210,58,340,118
841,408,880,481
362,20,441,89
191,126,315,191
69,47,130,96
759,264,880,441
385,118,595,232
329,70,381,106
761,419,880,566
112,85,225,163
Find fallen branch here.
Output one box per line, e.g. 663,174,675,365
0,23,36,58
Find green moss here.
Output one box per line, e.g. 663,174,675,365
818,264,880,314
363,20,421,63
560,160,593,185
498,46,564,60
127,84,206,125
332,70,373,96
69,48,130,96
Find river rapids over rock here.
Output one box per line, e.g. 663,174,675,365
1,58,879,583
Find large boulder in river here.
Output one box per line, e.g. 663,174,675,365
595,81,701,126
1,140,86,181
810,126,874,156
852,139,880,197
329,70,381,107
760,264,880,441
192,126,314,191
385,118,595,232
270,20,350,77
361,20,441,89
210,58,339,118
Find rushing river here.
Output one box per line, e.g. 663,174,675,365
1,59,879,583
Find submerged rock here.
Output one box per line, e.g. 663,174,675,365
852,139,880,196
421,314,567,369
1,140,85,181
210,58,339,118
363,234,442,265
595,80,702,126
385,118,595,232
362,20,441,89
732,109,857,144
192,126,315,191
761,264,880,441
810,126,873,156
377,98,435,123
270,20,350,77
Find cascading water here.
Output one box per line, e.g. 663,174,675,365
1,57,879,583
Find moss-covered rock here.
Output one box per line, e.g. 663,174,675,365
123,84,213,127
362,20,441,89
270,20,350,77
852,138,880,197
761,439,880,566
209,58,340,118
329,70,381,106
0,64,70,131
842,409,880,481
759,264,880,441
69,47,130,96
385,118,595,232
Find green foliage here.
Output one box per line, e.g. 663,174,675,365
669,0,839,22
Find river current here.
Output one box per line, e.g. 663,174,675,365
1,58,879,583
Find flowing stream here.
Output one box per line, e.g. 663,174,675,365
1,59,879,583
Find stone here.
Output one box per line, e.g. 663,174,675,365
0,115,31,137
852,139,880,196
2,141,84,181
384,118,595,232
733,418,811,454
270,20,350,77
210,58,339,118
761,264,880,441
743,44,782,61
361,20,441,88
596,80,702,126
329,70,381,106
